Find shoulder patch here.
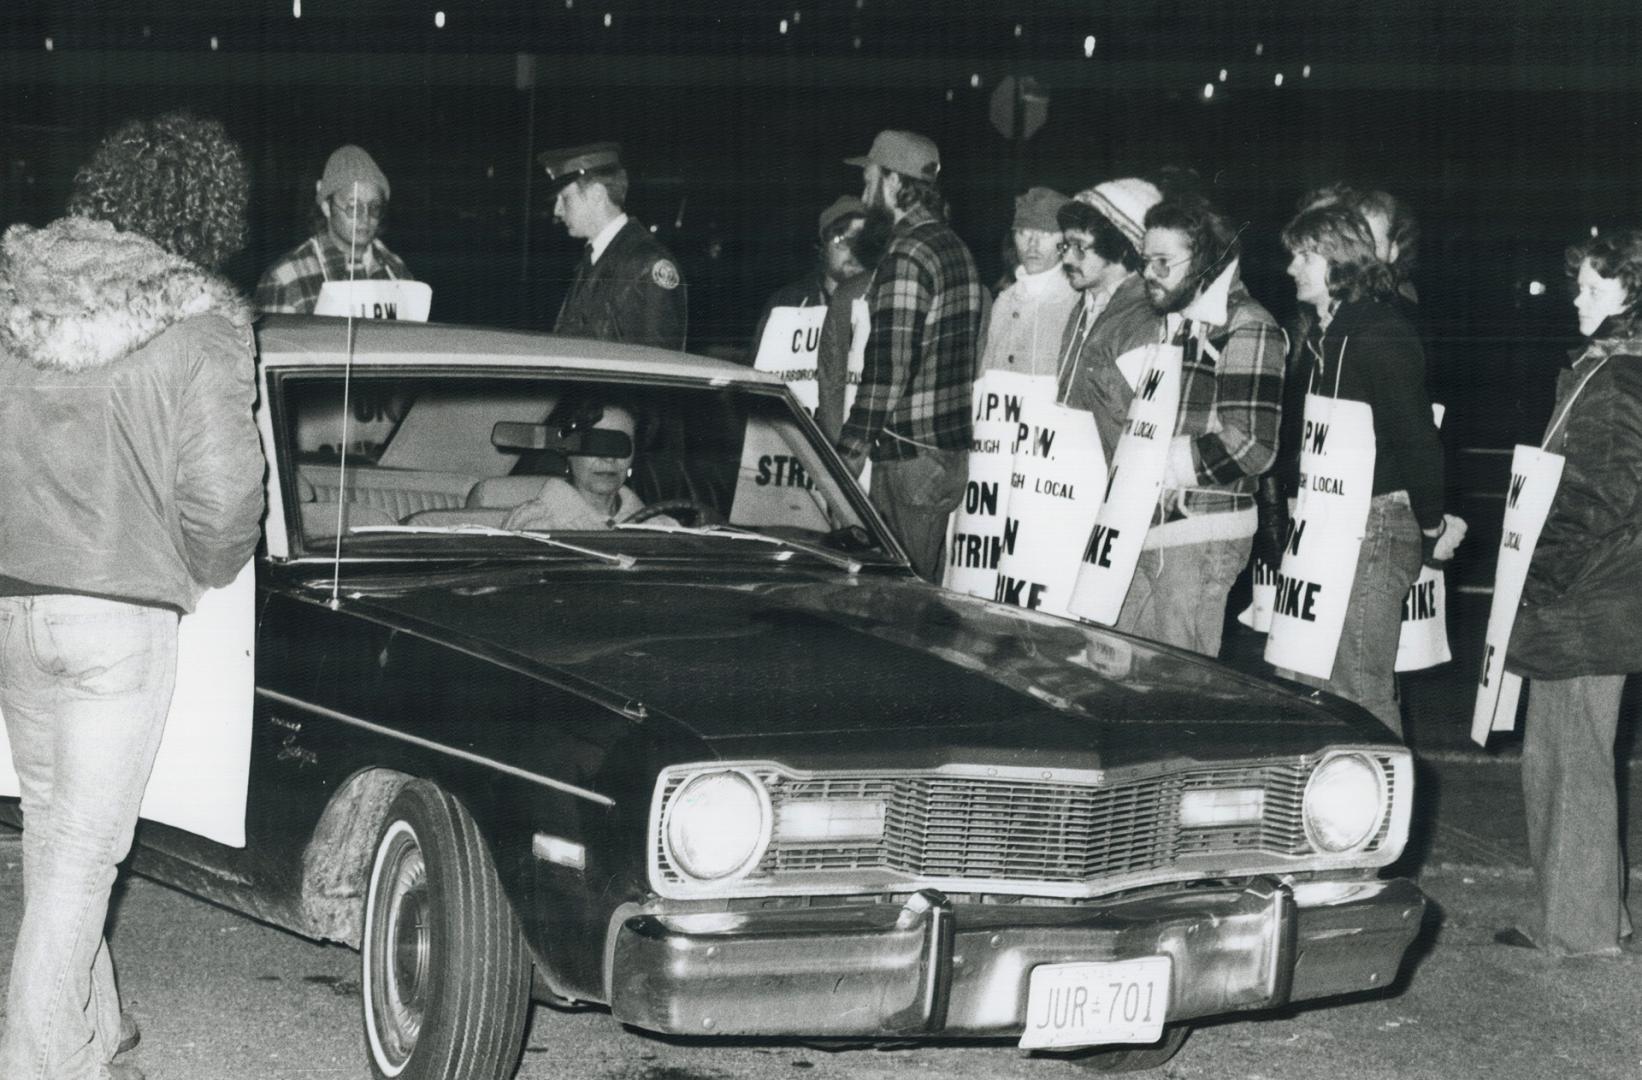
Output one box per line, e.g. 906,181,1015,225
650,259,680,290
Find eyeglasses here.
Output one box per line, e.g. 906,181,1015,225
1141,253,1191,278
1056,239,1091,258
331,198,386,220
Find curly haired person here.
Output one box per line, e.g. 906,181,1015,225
0,112,265,1080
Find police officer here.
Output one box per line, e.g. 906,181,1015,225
540,142,687,351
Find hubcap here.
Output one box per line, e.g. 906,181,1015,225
370,827,430,1071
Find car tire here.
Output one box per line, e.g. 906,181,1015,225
362,780,531,1080
1035,1025,1190,1073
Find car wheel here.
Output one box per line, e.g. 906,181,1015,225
1035,1025,1190,1073
362,781,531,1080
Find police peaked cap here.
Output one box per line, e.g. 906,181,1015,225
539,142,623,186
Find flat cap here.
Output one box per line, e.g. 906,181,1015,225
844,130,940,181
539,141,623,184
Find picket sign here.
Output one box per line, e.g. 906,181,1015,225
992,403,1107,617
728,419,834,531
1238,555,1279,632
0,561,257,848
1470,445,1565,745
753,305,829,413
942,370,1056,598
1263,394,1376,679
1395,402,1451,671
846,296,872,493
314,280,432,322
1066,342,1181,625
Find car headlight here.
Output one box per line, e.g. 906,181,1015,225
1302,752,1387,853
662,770,773,883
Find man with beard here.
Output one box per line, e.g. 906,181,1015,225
814,203,892,443
1054,178,1165,460
838,130,985,581
751,196,866,357
1114,193,1286,657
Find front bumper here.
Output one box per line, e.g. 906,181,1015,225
609,877,1424,1039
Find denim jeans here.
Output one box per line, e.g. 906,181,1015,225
1115,535,1252,659
1521,673,1634,956
1279,492,1422,735
0,595,179,1080
870,448,969,583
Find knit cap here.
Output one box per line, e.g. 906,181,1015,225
1014,186,1070,231
319,145,390,202
1076,178,1162,249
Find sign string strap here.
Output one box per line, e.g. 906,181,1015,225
1540,351,1614,451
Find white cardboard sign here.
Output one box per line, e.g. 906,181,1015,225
1395,403,1451,672
1066,343,1181,625
753,305,829,413
0,561,257,848
1471,445,1565,745
315,280,432,322
992,403,1108,617
943,370,1056,598
1263,394,1376,679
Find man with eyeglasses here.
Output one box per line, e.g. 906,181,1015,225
751,196,866,359
978,187,1077,377
1109,192,1285,657
256,145,415,315
1053,178,1165,459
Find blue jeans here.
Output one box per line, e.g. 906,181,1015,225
0,595,179,1080
870,448,969,583
1521,673,1634,956
1280,492,1422,735
1115,535,1252,659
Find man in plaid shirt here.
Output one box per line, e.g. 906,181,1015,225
839,130,985,581
1113,193,1286,656
256,145,415,315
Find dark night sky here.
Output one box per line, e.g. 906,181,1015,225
3,0,1640,442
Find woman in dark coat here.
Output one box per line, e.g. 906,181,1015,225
1500,228,1642,956
1272,204,1461,732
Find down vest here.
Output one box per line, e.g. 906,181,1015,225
1507,320,1642,679
0,217,265,613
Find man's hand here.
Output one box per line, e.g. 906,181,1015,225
1422,513,1468,568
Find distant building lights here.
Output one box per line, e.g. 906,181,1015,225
1014,23,1023,37
792,10,801,23
1255,42,1264,56
1274,72,1285,87
946,89,955,102
142,25,152,38
486,165,495,179
292,0,301,17
1203,83,1215,100
1083,35,1096,57
603,12,612,27
1593,225,1601,237
852,35,862,49
1303,64,1312,78
856,0,864,7
779,18,789,33
1219,68,1228,82
210,36,219,50
1528,280,1547,296
44,36,53,51
434,11,445,28
565,0,573,7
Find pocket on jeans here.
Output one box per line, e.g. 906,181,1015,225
902,451,968,511
40,610,160,696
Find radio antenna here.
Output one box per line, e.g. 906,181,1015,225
328,179,363,608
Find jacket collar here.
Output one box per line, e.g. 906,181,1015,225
1572,307,1642,366
0,216,250,373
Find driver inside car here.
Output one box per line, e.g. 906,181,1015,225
502,400,679,530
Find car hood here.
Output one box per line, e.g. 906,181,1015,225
348,569,1389,771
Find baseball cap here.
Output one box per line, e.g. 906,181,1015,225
844,130,941,181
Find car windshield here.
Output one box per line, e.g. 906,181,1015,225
276,369,890,564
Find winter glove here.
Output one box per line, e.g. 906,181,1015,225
1421,513,1468,569
1252,474,1290,569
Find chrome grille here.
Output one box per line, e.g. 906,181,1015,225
750,755,1396,886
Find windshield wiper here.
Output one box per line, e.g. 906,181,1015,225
615,521,864,574
349,524,637,569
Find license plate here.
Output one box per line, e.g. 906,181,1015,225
1018,957,1171,1049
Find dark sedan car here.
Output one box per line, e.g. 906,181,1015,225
1,316,1423,1079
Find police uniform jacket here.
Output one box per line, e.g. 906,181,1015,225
555,218,687,351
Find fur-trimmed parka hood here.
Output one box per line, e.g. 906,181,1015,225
0,216,252,373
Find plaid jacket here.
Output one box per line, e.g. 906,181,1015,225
255,233,414,315
839,207,985,462
1162,263,1286,520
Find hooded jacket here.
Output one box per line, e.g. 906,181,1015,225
1508,312,1642,679
0,217,265,613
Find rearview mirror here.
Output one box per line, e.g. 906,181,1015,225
491,421,633,458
